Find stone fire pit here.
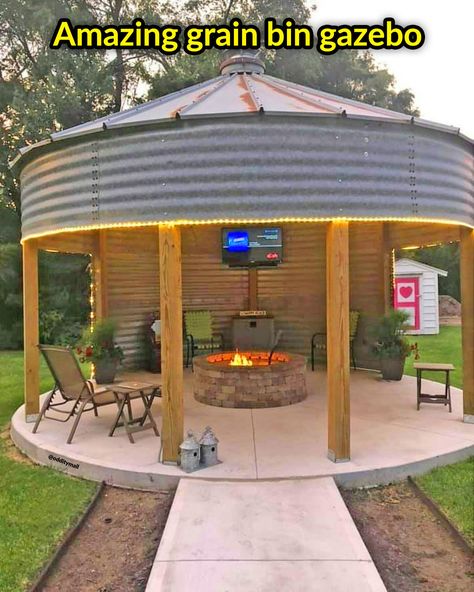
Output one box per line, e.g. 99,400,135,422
193,351,307,408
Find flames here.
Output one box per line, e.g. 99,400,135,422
229,351,253,366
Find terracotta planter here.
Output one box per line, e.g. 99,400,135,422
380,357,405,381
95,359,118,384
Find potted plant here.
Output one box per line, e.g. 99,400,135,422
77,319,124,384
372,309,419,380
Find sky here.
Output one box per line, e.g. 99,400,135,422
310,0,474,139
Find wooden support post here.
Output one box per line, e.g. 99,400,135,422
460,227,474,423
159,225,184,462
249,268,258,310
93,230,108,320
23,239,40,421
326,221,350,461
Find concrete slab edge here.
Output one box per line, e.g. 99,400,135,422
11,419,473,491
333,445,474,489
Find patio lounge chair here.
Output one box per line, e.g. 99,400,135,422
184,310,223,368
311,311,360,371
33,345,159,444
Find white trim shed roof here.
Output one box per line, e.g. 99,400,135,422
395,258,448,277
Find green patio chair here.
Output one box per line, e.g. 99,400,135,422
311,311,360,371
184,310,223,368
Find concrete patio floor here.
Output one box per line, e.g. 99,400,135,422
11,369,474,489
145,477,387,592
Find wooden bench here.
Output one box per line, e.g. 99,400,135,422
414,363,454,412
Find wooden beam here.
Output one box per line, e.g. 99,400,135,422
93,230,108,320
159,225,184,462
248,268,258,310
460,227,474,422
37,231,96,255
385,222,460,250
326,221,350,461
23,239,40,421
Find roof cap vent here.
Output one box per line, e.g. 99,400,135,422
219,50,265,75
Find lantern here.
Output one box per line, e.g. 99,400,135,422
179,430,200,473
199,426,219,467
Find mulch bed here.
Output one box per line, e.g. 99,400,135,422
341,482,474,592
39,486,174,592
35,478,473,591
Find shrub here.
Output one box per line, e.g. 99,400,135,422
78,318,124,363
372,309,419,359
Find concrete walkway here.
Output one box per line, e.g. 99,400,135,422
146,477,387,592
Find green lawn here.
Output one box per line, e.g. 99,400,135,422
0,332,470,590
404,328,472,544
415,458,474,545
404,326,463,389
0,351,96,592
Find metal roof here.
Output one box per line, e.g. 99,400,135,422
51,71,412,141
11,52,471,168
13,53,474,238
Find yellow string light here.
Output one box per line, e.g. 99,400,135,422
20,215,472,244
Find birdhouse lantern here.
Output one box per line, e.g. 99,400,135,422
199,426,219,467
179,430,200,473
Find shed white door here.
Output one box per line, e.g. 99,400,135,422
394,277,420,330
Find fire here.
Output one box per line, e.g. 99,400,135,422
229,351,253,366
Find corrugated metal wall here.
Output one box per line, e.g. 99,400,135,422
258,223,326,355
181,226,249,347
105,225,249,366
20,118,474,240
100,220,456,369
106,228,159,366
349,223,386,368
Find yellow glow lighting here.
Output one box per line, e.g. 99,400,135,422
20,216,472,244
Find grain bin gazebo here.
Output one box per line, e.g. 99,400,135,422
13,52,474,464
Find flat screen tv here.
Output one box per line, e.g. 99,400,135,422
222,227,283,267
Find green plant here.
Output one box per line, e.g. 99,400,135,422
77,318,124,364
371,309,420,360
40,309,65,343
39,309,85,346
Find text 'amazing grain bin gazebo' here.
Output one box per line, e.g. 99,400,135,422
12,52,474,464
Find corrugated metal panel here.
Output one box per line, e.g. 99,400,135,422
20,117,474,240
94,222,393,368
106,228,159,367
350,223,386,317
181,226,249,347
349,223,386,369
105,225,249,366
258,223,326,357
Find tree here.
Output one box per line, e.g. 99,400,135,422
0,1,115,347
401,244,461,301
0,0,421,348
148,2,418,116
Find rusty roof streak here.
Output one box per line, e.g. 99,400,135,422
237,74,260,112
